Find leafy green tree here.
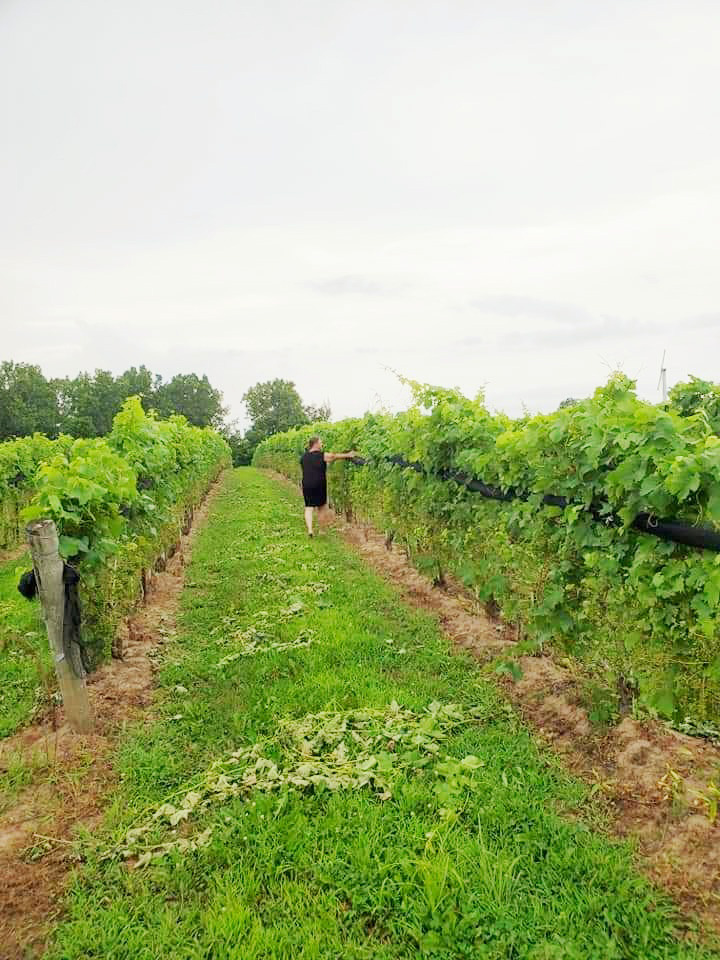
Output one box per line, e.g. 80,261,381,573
57,370,124,437
154,373,226,429
0,361,59,439
241,379,309,455
1,362,228,440
223,429,255,466
116,365,161,411
304,402,332,423
243,379,309,438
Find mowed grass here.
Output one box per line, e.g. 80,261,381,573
47,469,717,960
0,550,51,738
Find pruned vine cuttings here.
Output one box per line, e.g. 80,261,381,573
110,701,486,868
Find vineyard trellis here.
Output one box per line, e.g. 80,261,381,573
6,397,231,680
352,453,720,552
254,373,720,727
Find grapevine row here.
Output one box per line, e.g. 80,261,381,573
0,434,71,549
4,397,230,666
254,374,720,727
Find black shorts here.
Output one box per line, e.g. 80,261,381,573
303,483,327,508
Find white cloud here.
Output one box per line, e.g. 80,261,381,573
1,0,719,426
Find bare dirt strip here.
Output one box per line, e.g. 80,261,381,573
334,514,720,932
0,476,226,960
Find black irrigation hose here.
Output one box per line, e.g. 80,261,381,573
630,513,720,551
348,455,720,553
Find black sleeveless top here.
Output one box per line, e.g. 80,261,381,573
300,450,326,489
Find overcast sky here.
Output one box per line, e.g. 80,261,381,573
1,0,719,426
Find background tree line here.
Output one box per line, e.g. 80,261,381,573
0,361,330,466
0,361,226,439
226,378,330,465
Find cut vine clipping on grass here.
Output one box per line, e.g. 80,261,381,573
109,701,488,869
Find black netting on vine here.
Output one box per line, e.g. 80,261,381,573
17,563,91,676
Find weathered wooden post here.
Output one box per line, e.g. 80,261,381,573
27,519,94,734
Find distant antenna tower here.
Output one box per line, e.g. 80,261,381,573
657,350,668,403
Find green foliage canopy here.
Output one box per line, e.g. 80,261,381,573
0,362,227,441
0,361,59,438
230,379,331,465
22,396,230,569
255,373,720,727
669,375,720,434
16,396,231,665
243,379,310,443
154,373,227,429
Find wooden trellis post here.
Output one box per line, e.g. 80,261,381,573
26,519,94,734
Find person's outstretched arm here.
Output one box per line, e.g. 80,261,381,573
324,450,358,463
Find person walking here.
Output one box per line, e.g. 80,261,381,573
300,436,357,536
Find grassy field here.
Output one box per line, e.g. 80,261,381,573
42,468,718,958
0,550,51,738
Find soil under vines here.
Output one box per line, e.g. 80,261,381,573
0,476,225,959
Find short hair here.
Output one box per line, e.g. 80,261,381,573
306,436,321,451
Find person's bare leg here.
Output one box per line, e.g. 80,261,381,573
304,506,314,535
317,504,332,530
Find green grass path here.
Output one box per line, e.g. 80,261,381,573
0,549,50,738
47,469,717,959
